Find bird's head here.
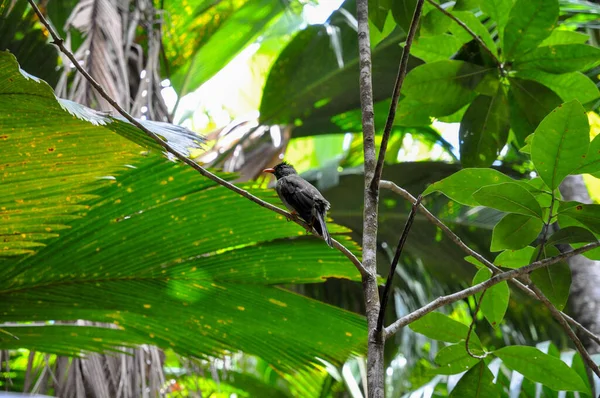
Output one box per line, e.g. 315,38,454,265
263,161,297,179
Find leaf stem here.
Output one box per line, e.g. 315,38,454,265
376,195,422,332
466,290,487,359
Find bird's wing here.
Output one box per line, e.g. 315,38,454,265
277,175,328,219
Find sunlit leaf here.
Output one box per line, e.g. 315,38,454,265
531,100,590,189
495,345,588,392
473,183,543,218
472,268,510,327
503,0,558,60
490,214,543,251
514,44,600,73
401,60,488,117
423,168,514,207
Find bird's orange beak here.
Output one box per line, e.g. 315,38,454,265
263,168,275,174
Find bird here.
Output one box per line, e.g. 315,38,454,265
263,162,333,248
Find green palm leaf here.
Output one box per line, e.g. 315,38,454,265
0,51,367,380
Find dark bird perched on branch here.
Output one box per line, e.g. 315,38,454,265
263,162,333,248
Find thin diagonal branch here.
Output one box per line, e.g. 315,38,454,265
380,180,600,346
27,0,368,278
384,240,600,336
376,195,422,332
370,0,425,192
424,0,503,71
528,283,600,379
534,194,556,262
465,290,487,359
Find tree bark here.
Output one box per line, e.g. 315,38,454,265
559,175,600,353
356,0,385,396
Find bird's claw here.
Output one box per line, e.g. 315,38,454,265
286,211,299,222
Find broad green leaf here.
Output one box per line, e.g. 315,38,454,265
530,245,571,311
259,6,415,129
0,0,60,86
546,226,597,246
557,212,600,261
480,0,513,44
575,134,600,175
0,51,202,255
421,6,451,37
449,11,498,56
558,202,600,234
402,60,487,117
464,255,485,269
0,52,367,377
0,325,141,356
459,88,510,167
530,100,590,189
539,29,590,46
503,0,558,60
369,0,392,31
391,0,418,34
472,268,510,327
409,312,481,347
422,168,515,207
453,0,481,11
494,247,536,268
490,214,543,251
412,34,464,63
568,352,593,396
449,361,501,397
514,44,600,74
432,344,480,375
514,70,599,106
167,0,295,95
494,346,588,392
508,78,562,145
473,183,543,218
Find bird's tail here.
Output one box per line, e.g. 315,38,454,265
313,211,333,248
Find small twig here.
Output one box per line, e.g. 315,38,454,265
380,180,600,346
376,195,422,332
424,0,503,71
370,0,425,192
534,194,556,262
529,284,600,379
384,240,600,336
465,290,487,359
27,0,368,278
0,327,19,340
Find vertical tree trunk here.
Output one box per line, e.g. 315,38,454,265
559,175,600,353
356,0,385,396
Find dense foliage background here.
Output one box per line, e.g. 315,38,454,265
1,0,600,396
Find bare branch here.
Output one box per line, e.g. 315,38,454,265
376,195,422,332
424,0,503,71
27,0,368,278
385,240,600,336
380,180,600,345
370,0,425,192
528,284,600,379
